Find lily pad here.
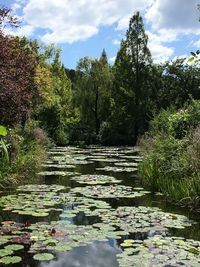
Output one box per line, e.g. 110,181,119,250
0,256,22,264
0,249,13,257
4,244,24,251
33,253,55,261
114,162,138,167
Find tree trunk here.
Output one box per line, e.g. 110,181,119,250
95,90,100,135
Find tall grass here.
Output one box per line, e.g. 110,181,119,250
139,102,200,208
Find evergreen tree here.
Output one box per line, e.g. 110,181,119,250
112,12,152,144
99,49,108,66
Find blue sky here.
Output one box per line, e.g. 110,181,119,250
1,0,200,69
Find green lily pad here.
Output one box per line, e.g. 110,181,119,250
33,253,55,261
114,162,138,167
4,244,24,251
0,256,22,264
0,249,13,257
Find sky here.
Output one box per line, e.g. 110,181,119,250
1,0,200,69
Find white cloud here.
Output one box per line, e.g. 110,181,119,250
149,42,174,64
112,39,121,45
42,25,98,44
146,31,175,63
109,56,116,64
117,16,131,31
143,0,200,63
145,0,200,35
193,39,200,48
116,0,154,30
17,0,152,43
7,0,200,65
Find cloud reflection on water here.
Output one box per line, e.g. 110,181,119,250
41,240,121,267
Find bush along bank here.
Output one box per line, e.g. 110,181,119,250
138,100,200,209
0,122,49,188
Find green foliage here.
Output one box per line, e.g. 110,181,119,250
0,125,9,166
139,101,200,206
34,45,79,145
110,12,153,144
0,121,48,187
150,101,200,138
0,126,7,137
74,51,113,143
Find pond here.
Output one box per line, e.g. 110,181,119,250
0,146,200,267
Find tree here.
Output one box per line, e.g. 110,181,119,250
74,51,113,142
162,58,200,107
34,46,78,145
0,8,38,126
99,49,108,66
0,7,18,34
111,12,152,144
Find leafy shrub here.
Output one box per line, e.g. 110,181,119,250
55,128,69,146
0,122,49,187
150,101,200,139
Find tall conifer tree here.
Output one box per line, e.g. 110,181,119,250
112,12,152,144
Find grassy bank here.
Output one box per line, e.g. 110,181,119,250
139,101,200,208
0,122,49,188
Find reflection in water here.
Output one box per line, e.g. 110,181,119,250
41,241,121,267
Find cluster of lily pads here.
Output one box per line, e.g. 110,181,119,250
98,206,193,234
17,184,66,192
42,164,76,169
50,156,92,165
71,174,122,185
46,145,141,169
117,235,200,266
0,185,66,217
0,219,127,264
96,166,138,173
70,185,150,198
38,171,80,177
60,196,112,218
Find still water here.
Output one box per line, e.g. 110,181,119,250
0,146,199,267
